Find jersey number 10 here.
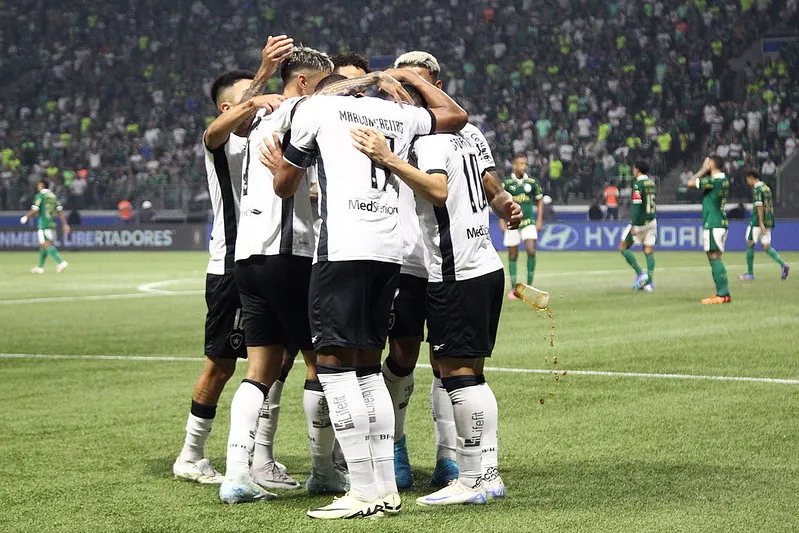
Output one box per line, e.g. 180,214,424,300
463,154,487,213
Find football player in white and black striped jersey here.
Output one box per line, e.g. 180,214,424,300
218,47,338,504
378,50,514,496
350,81,520,507
264,68,468,519
173,36,292,489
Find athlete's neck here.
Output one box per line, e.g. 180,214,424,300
283,84,302,99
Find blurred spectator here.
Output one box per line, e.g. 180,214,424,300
118,200,133,223
604,180,619,220
138,200,155,224
67,209,82,226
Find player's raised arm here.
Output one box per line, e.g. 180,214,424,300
350,127,448,206
385,69,467,132
687,157,711,188
239,35,294,103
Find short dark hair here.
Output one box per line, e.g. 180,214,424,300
610,179,618,186
332,52,370,74
314,73,348,93
709,155,724,170
210,70,256,106
39,179,50,189
746,169,760,180
513,153,528,161
280,47,334,85
380,81,427,108
634,161,649,175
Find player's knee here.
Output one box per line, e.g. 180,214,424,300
762,244,770,251
204,357,236,384
746,241,755,248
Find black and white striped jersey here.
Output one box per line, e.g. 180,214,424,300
235,97,315,261
204,133,246,275
412,132,503,283
284,95,435,264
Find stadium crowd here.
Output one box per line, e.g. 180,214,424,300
0,0,797,211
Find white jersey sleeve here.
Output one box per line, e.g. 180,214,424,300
284,95,434,264
413,133,503,282
459,122,496,176
235,97,315,261
204,132,247,275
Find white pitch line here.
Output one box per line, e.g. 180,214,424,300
0,279,204,305
1,353,797,385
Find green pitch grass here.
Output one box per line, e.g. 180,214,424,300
1,251,797,533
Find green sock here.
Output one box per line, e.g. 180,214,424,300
38,248,47,268
746,246,755,275
709,257,730,297
527,254,536,285
621,249,642,275
47,245,64,264
766,247,786,267
645,253,655,284
508,259,517,287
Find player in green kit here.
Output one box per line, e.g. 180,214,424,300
20,180,71,274
739,170,790,281
619,161,657,292
688,156,730,304
501,154,543,298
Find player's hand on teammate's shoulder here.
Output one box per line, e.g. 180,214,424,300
258,132,283,174
252,94,286,114
351,127,394,164
259,35,294,77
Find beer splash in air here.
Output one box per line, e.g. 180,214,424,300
513,283,564,405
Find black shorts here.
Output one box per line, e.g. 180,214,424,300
236,255,314,351
388,273,427,340
310,260,401,351
427,269,504,359
204,273,246,359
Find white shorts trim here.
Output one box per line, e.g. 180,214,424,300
703,228,728,252
38,229,55,244
622,220,657,247
503,225,538,247
746,226,771,246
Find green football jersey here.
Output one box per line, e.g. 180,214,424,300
32,189,62,230
501,174,543,229
630,176,657,226
698,173,729,229
750,181,775,228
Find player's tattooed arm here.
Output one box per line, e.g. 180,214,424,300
385,69,468,132
351,127,448,206
315,72,413,106
483,170,521,229
239,35,294,103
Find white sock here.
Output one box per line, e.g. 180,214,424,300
179,413,214,463
359,370,397,497
446,382,484,489
430,375,457,461
382,360,414,442
225,380,267,483
303,380,336,475
253,378,283,468
478,381,500,481
318,368,378,501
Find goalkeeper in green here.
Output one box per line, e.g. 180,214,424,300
20,180,71,274
739,170,790,281
619,161,657,292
